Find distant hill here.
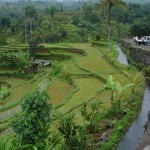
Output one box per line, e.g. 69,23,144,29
60,0,150,4
0,0,149,5
124,0,150,4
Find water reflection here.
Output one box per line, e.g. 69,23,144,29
115,45,128,66
115,45,150,150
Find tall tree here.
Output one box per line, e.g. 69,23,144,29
97,0,127,50
0,17,11,36
25,6,37,41
45,6,58,18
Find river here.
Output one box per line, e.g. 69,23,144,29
115,45,150,150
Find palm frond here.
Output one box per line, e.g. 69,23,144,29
114,0,128,11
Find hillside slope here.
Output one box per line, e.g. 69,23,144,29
124,0,150,4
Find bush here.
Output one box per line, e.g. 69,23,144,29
50,61,63,76
46,32,61,43
0,51,31,73
0,85,10,100
55,113,86,150
11,89,51,148
66,32,82,42
13,51,31,73
0,37,7,46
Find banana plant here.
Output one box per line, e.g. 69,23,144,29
115,81,134,108
104,75,134,108
103,75,116,107
123,71,145,94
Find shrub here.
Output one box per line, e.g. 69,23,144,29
50,61,63,76
55,113,86,150
0,37,7,46
0,85,10,100
11,89,51,148
66,33,82,42
81,100,103,134
13,51,31,73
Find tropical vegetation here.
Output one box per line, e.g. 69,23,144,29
0,0,149,149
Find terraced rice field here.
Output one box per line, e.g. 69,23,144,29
69,43,118,73
63,59,86,74
0,42,133,137
0,44,29,53
57,77,103,114
48,79,73,105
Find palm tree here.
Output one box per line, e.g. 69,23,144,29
97,0,127,50
25,6,37,40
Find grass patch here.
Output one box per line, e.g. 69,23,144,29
57,77,103,114
48,79,73,105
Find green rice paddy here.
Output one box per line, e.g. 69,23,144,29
0,42,133,137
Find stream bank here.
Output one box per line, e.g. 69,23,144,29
115,45,150,150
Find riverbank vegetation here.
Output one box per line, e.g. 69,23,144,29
0,42,144,149
0,0,148,149
121,41,150,76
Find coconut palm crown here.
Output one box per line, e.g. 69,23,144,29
97,0,128,50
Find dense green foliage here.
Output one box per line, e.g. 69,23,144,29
55,113,86,149
0,51,31,73
0,85,10,101
0,41,144,149
124,0,150,4
0,0,148,150
112,3,150,37
0,0,149,44
0,37,7,46
11,89,51,148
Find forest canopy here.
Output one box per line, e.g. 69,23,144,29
0,0,149,45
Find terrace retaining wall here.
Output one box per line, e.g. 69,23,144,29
122,40,150,66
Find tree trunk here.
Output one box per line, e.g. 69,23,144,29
111,90,113,107
30,18,32,38
108,0,111,51
25,19,27,44
108,24,111,50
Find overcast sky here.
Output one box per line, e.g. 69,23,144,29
56,0,77,1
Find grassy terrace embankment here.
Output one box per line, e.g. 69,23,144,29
0,42,143,149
